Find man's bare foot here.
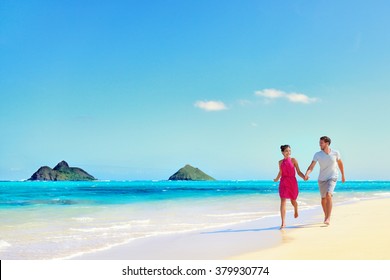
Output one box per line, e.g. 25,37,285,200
280,224,286,229
324,218,330,225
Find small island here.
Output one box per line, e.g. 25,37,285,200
29,160,96,181
169,164,216,181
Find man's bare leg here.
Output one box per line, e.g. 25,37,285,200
321,196,327,222
324,192,333,225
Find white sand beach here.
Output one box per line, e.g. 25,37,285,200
72,197,390,260
232,197,390,260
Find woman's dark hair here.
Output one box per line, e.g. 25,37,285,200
280,145,290,152
320,136,331,145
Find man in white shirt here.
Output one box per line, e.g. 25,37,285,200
305,136,345,225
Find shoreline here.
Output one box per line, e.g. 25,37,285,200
71,197,390,260
70,203,324,260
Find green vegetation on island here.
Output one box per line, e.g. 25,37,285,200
169,164,216,181
29,161,96,181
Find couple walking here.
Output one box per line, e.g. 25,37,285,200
273,136,345,229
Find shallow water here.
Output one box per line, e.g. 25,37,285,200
1,180,389,259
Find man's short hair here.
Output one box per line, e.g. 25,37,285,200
320,136,331,145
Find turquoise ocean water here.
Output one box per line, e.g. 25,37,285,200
1,180,389,259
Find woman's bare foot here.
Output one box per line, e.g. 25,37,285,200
324,218,330,225
280,224,286,229
294,205,298,219
292,200,299,218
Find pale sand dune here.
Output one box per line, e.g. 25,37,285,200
232,198,390,260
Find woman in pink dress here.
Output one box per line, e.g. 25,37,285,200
274,145,305,229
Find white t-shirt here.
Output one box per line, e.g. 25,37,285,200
313,149,341,181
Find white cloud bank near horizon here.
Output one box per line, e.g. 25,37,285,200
255,88,319,104
194,100,228,111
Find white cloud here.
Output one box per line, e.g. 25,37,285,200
194,100,228,111
286,93,318,104
255,88,285,99
255,88,318,104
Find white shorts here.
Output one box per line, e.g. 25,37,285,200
318,178,337,198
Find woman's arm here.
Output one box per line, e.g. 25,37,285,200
292,158,305,179
273,160,282,182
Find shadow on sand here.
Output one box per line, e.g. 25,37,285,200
201,223,327,235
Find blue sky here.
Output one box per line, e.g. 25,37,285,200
1,0,390,180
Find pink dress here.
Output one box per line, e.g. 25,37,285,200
279,158,299,200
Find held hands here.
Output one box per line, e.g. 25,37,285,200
304,174,310,181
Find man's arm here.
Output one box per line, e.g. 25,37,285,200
304,161,317,180
337,159,346,183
